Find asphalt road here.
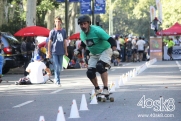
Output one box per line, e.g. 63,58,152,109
0,60,181,121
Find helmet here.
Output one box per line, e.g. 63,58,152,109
40,47,46,54
78,15,91,25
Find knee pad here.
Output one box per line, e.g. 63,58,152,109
86,68,96,80
96,61,107,74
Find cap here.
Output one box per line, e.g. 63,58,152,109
34,54,41,61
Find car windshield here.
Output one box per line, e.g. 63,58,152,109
2,32,20,44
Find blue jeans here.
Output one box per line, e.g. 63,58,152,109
0,56,3,75
52,54,63,84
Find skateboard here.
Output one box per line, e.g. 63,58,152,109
89,92,114,102
96,93,114,102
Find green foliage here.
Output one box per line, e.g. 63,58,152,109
36,0,59,26
0,0,26,34
100,0,181,39
2,0,181,39
162,0,181,29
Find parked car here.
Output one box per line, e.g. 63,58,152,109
1,32,24,74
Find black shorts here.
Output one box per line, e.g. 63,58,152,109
138,50,144,54
132,49,137,54
167,47,173,54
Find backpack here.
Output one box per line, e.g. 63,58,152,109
18,77,31,85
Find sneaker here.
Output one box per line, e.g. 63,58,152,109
15,82,19,85
102,89,109,95
56,83,62,87
95,89,102,95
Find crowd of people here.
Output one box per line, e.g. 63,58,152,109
111,34,150,66
66,34,150,69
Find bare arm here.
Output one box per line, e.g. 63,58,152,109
47,39,52,58
64,39,68,56
45,67,51,76
26,68,30,73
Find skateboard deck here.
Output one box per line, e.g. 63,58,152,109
90,92,114,102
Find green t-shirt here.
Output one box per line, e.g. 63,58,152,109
119,38,125,45
80,25,110,55
164,39,175,48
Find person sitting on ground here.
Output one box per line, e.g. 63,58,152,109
15,54,51,85
26,54,51,84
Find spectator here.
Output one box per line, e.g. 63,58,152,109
75,38,81,50
132,36,138,62
67,41,75,61
15,54,51,85
125,38,132,62
142,37,149,61
136,37,146,62
21,37,34,76
173,36,181,46
47,16,68,86
119,35,125,62
164,38,175,60
26,54,51,84
114,35,121,65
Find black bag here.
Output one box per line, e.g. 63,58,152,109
18,77,32,85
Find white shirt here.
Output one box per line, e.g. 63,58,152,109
116,39,121,50
26,61,46,83
136,40,146,51
66,39,70,46
131,39,137,49
75,40,81,49
173,39,181,45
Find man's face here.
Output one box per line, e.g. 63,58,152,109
54,19,62,28
80,22,89,33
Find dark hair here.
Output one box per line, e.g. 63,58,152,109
0,32,1,36
54,16,62,23
26,36,32,42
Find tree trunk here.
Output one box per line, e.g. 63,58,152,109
0,0,5,26
26,0,37,26
46,9,55,30
68,3,78,36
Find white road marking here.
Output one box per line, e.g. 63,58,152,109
13,100,34,108
111,69,115,71
50,89,64,94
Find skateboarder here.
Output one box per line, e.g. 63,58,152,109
75,15,119,95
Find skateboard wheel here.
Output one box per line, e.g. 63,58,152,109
97,97,102,102
110,97,114,102
102,98,106,102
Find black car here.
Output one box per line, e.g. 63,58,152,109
1,32,24,74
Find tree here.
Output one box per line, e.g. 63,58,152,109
36,0,59,27
0,0,26,34
162,0,181,29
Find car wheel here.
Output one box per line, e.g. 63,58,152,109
2,67,10,74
